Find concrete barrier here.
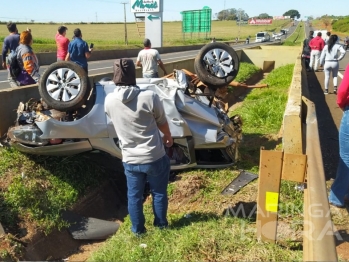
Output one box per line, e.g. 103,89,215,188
282,51,303,154
0,44,205,68
241,46,300,71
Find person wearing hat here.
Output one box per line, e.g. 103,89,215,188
55,25,69,61
136,38,167,78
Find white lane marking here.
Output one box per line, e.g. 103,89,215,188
89,67,112,71
0,80,8,83
338,72,343,79
162,55,196,61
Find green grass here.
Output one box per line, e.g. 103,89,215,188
234,62,262,83
88,170,302,262
283,21,305,46
232,64,294,134
0,148,109,234
0,20,291,52
88,216,301,261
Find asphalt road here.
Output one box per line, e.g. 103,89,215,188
0,24,298,90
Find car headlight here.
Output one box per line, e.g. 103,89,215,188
8,125,49,146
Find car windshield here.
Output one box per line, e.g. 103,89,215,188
256,33,265,37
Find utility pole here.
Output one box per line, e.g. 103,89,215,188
121,2,128,45
95,12,98,23
223,0,226,20
238,9,242,40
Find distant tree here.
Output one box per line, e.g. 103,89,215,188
258,13,271,19
322,16,331,29
215,8,248,21
30,20,34,23
283,9,300,19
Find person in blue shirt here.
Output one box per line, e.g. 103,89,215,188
2,22,20,87
65,28,92,72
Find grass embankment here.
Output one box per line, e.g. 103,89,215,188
311,18,349,39
88,64,304,261
0,20,290,53
283,21,305,46
0,151,110,260
0,62,303,261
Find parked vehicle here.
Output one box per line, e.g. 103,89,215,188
255,32,271,43
7,43,244,170
313,30,329,41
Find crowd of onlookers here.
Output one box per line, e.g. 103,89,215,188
302,29,349,210
3,21,349,228
1,22,93,87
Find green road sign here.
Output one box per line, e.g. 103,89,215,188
148,15,160,21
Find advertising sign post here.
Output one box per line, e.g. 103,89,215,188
131,0,163,47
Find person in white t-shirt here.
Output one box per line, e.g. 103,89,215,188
136,38,167,78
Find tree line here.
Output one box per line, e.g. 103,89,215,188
215,9,301,21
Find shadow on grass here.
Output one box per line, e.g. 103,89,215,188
335,229,349,246
237,133,282,171
170,201,258,229
0,194,21,235
223,201,257,221
25,152,128,221
170,211,221,229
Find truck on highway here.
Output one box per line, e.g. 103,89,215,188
255,32,271,42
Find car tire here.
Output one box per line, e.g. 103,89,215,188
194,42,239,89
39,61,90,112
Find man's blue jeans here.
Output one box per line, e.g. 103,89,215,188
143,72,159,78
329,107,349,206
123,155,170,234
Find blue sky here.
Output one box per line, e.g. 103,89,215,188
1,0,347,23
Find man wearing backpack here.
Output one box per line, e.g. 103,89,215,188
2,22,20,87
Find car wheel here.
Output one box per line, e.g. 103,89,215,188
194,42,239,89
39,61,90,112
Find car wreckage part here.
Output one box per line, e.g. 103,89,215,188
39,61,90,112
7,125,49,146
9,50,243,170
194,42,240,88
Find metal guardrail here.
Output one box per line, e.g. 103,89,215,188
302,96,338,261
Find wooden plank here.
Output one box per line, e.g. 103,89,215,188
256,149,283,242
281,153,307,182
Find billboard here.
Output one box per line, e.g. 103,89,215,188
248,18,273,25
181,6,212,33
131,0,161,13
